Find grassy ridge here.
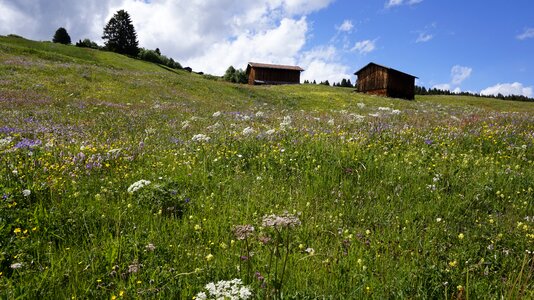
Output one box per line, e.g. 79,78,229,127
1,36,534,299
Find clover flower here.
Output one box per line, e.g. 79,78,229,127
196,278,252,300
22,189,31,197
262,212,301,228
127,179,151,193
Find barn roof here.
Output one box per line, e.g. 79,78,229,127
247,62,304,73
355,62,418,78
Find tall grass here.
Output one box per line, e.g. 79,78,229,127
1,36,533,299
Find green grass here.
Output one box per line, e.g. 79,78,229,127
1,36,534,299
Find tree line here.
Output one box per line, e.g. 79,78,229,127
52,10,182,70
415,86,534,102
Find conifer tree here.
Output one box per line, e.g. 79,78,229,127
102,10,139,56
53,27,71,45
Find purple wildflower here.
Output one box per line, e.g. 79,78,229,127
15,138,41,149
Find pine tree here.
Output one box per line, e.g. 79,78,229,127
102,10,139,56
53,27,71,45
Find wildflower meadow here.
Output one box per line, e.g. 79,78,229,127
1,36,534,299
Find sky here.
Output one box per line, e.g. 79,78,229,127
1,0,533,97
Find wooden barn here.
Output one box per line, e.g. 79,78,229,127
355,62,417,100
246,62,304,85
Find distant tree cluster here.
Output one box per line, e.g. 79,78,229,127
138,48,182,69
223,66,248,84
415,85,534,102
75,38,101,49
333,78,354,88
304,79,350,87
55,10,183,70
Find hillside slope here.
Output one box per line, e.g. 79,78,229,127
2,35,533,113
1,36,534,299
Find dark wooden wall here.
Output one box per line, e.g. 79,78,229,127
356,64,388,95
357,64,415,100
249,67,301,85
387,70,415,100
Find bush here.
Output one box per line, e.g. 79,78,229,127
138,48,182,70
75,39,100,49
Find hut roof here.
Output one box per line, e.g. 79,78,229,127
247,62,304,73
354,62,418,78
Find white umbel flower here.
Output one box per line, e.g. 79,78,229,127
127,180,151,194
192,134,211,143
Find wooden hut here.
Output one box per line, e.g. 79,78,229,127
355,62,417,100
246,62,304,85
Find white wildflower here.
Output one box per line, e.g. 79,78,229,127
262,212,301,228
391,109,401,115
212,111,222,118
127,180,151,193
0,136,13,147
265,129,276,135
349,113,365,122
192,134,211,143
242,127,256,136
197,278,252,300
280,115,292,129
181,120,191,130
10,262,23,269
145,243,156,251
378,107,391,111
255,111,265,118
145,127,156,135
368,113,380,117
357,103,366,109
22,189,31,197
206,122,221,131
327,119,335,126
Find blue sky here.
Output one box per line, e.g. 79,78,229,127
305,0,534,95
1,0,533,96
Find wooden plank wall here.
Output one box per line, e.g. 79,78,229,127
387,70,415,100
250,67,300,84
357,64,388,93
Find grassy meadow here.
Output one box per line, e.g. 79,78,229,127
1,35,534,299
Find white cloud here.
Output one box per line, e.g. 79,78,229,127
0,0,336,75
432,83,451,91
416,32,433,43
480,82,533,97
299,46,353,84
185,17,308,75
451,65,472,85
432,65,472,91
336,20,354,32
385,0,403,8
282,0,334,15
385,0,423,8
351,39,376,54
517,28,534,40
